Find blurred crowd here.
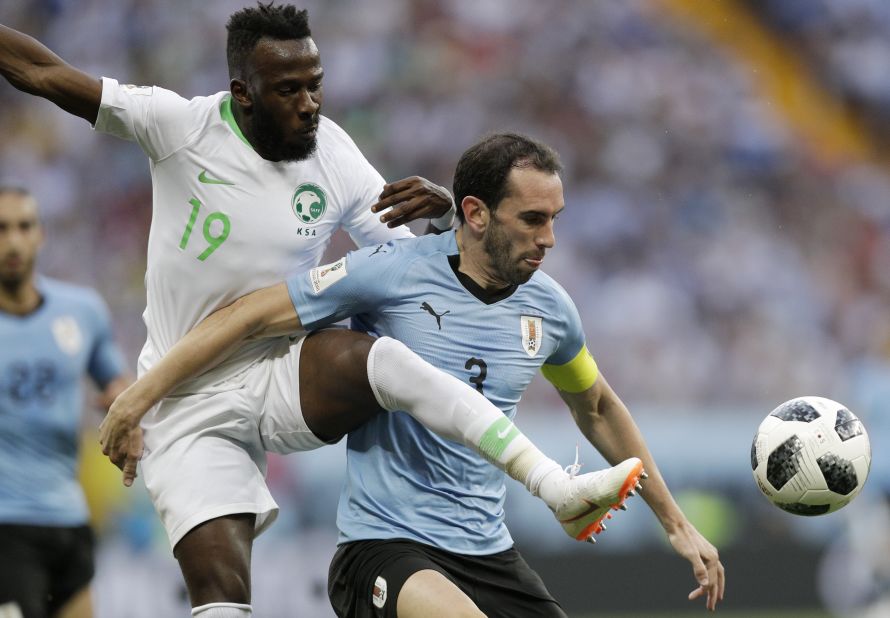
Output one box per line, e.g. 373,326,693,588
1,0,888,411
3,0,890,415
758,0,890,140
3,0,889,614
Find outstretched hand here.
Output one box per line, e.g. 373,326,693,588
371,176,453,228
98,386,150,487
666,520,725,611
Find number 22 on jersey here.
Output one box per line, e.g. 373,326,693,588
179,198,231,260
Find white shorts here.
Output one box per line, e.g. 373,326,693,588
139,335,327,548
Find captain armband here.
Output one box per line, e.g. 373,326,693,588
540,345,599,393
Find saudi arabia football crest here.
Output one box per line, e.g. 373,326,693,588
520,315,543,357
291,182,327,224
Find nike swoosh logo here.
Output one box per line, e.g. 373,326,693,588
497,426,513,440
198,169,235,185
560,500,601,523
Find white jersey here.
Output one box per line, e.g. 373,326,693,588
93,78,411,381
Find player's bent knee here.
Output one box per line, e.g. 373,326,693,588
300,329,381,413
303,329,376,389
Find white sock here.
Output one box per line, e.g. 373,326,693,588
367,337,569,509
191,603,252,617
525,459,571,508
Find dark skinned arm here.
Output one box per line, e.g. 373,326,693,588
0,24,102,123
371,175,456,234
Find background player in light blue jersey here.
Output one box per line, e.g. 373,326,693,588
0,187,130,618
100,133,725,616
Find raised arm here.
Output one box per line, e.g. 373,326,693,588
98,282,300,484
558,375,726,611
0,25,102,123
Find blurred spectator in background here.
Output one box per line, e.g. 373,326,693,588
0,186,130,618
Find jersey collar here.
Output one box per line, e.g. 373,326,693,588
219,95,253,149
447,254,518,305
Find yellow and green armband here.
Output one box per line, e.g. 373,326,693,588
541,345,599,393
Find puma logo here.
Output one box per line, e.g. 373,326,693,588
420,302,450,330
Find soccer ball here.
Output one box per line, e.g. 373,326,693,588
751,396,871,516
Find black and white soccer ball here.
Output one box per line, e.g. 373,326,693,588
751,396,871,516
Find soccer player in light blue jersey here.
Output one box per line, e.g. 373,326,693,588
0,187,130,618
101,133,725,616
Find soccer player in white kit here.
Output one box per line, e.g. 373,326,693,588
0,6,644,617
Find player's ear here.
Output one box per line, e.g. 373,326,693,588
230,79,252,109
461,196,488,234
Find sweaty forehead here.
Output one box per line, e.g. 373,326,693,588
249,37,321,77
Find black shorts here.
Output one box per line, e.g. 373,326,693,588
0,524,95,618
328,539,567,618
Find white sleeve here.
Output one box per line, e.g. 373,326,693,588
338,136,414,246
92,77,203,161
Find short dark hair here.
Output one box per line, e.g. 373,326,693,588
226,3,312,79
453,133,562,223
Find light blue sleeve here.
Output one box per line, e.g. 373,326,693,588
545,284,587,366
85,292,127,388
287,241,409,330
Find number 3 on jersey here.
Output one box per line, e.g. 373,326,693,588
465,357,487,393
180,198,230,260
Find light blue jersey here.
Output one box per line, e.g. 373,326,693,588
0,277,126,526
289,232,587,554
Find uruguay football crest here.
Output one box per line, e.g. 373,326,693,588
291,182,327,224
51,316,83,356
520,315,543,357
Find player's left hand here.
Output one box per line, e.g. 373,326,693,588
98,386,149,487
371,176,453,228
666,519,725,611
